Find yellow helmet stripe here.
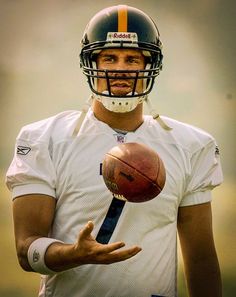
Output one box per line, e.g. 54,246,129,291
118,5,128,32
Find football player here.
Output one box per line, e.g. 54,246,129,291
6,5,222,297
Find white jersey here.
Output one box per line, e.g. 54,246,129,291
6,109,223,297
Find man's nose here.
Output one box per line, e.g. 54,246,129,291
112,59,129,77
115,59,127,70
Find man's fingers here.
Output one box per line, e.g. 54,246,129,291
77,222,142,265
111,245,142,258
102,245,142,264
94,242,142,263
79,221,94,240
95,241,125,254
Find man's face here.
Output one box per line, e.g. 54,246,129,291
96,48,146,96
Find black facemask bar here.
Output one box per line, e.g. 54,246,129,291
80,41,163,98
81,68,159,98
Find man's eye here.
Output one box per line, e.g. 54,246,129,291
103,57,115,63
128,58,139,64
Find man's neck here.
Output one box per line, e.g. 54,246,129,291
92,100,144,132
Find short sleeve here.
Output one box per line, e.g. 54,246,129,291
180,140,223,207
6,128,57,200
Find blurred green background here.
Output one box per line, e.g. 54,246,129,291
0,0,235,296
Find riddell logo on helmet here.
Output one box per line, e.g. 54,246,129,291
114,33,131,38
107,32,138,42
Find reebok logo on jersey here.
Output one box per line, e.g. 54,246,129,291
215,145,220,155
17,146,31,155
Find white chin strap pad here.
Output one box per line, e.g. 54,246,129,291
96,91,146,113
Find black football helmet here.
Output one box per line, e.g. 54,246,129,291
80,5,163,113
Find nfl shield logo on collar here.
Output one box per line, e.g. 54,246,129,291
114,133,126,143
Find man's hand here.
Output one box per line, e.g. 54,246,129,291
46,221,142,272
73,221,142,265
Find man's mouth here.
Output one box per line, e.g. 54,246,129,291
110,80,132,88
109,81,133,95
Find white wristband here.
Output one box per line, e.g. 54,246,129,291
27,237,63,275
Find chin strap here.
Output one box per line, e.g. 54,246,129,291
72,97,91,137
145,97,172,131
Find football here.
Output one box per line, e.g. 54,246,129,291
102,142,166,203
